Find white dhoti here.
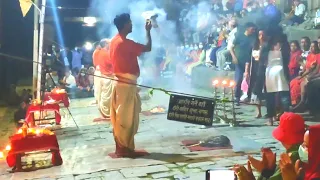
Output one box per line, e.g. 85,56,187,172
111,73,141,151
94,69,102,102
99,74,114,117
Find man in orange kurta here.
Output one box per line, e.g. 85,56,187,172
109,13,152,157
93,39,113,118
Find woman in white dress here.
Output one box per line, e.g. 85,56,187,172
265,39,290,125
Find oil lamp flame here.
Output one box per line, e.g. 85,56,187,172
36,129,41,135
212,80,219,86
222,80,228,86
229,81,235,87
17,129,23,134
5,145,11,151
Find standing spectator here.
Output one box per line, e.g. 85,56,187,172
265,37,290,126
54,50,66,81
230,22,256,105
249,30,267,118
72,43,83,74
83,47,94,68
61,49,70,70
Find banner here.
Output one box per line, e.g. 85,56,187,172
19,0,33,17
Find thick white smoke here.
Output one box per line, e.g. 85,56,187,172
89,0,180,91
89,0,178,47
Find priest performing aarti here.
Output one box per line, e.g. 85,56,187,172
109,13,152,157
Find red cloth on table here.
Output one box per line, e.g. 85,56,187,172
44,92,70,107
6,133,63,167
290,53,320,105
25,104,61,124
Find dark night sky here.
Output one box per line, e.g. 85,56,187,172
0,0,93,94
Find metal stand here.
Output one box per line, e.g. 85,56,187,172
230,87,237,127
212,82,238,127
41,65,79,129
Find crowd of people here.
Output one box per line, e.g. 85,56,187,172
43,45,97,98
102,12,320,179
233,112,320,180
163,0,320,127
6,0,320,178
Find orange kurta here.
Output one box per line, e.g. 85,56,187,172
109,34,144,76
93,48,113,75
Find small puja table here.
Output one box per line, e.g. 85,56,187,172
25,103,61,126
6,130,63,171
44,89,70,107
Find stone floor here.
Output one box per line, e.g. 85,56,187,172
0,88,318,180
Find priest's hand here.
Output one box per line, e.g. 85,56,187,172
145,20,152,32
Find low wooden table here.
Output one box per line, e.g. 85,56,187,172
44,91,70,108
6,132,63,171
25,103,61,127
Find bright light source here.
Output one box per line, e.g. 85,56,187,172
36,129,41,135
222,80,228,86
212,79,219,86
0,152,3,159
229,81,235,87
5,145,11,151
84,42,93,51
57,6,62,9
17,129,23,134
84,17,97,26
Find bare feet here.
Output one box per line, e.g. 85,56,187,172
265,118,274,126
255,113,262,118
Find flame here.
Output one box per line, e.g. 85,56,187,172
5,145,11,151
36,129,41,135
17,129,23,134
222,80,228,86
53,88,65,94
0,152,3,159
229,81,235,87
212,79,219,86
150,107,166,113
